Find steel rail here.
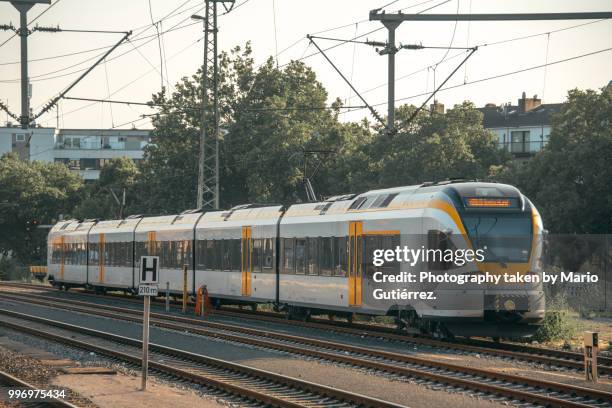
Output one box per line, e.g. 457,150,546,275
0,308,404,408
1,290,605,376
3,282,612,373
0,293,610,408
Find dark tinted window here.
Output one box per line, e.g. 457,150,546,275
462,215,532,263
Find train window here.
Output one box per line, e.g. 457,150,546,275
195,240,204,268
184,240,192,268
295,239,306,274
319,237,333,276
207,240,219,270
263,238,274,271
89,243,98,266
335,237,348,277
220,240,229,271
364,236,380,278
427,230,453,270
307,237,319,275
381,235,400,272
229,239,241,271
282,238,294,274
252,239,262,273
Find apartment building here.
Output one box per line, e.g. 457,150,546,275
0,125,151,180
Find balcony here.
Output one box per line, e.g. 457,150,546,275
498,140,547,157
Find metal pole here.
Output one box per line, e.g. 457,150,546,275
368,9,612,134
17,6,31,128
196,6,209,210
165,281,170,312
140,295,150,390
384,22,399,131
212,1,220,209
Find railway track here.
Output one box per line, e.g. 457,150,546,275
0,308,403,408
0,292,610,408
3,281,611,378
0,368,80,408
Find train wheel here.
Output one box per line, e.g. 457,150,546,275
492,336,501,343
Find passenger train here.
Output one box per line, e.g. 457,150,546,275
47,181,545,339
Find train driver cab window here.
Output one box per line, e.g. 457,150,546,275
295,238,306,275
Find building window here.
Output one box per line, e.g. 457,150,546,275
510,131,530,154
15,134,26,142
80,158,97,170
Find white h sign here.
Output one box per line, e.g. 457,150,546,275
140,256,159,284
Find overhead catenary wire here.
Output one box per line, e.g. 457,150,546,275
272,0,279,68
0,0,62,49
39,34,206,126
148,0,165,92
345,18,611,103
542,32,551,101
337,45,612,115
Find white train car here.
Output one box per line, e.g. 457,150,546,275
194,205,283,305
51,219,97,288
278,188,424,318
47,220,76,284
88,216,143,291
134,212,203,294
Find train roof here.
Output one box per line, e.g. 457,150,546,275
135,212,203,233
197,205,284,227
48,182,524,233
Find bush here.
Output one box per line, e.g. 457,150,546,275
0,257,12,280
533,293,581,343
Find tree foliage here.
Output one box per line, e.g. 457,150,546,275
0,153,83,264
498,87,612,233
73,157,140,220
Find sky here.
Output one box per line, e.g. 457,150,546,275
0,0,610,129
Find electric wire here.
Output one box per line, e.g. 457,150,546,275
338,45,612,114
0,0,62,49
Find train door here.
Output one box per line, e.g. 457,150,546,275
241,226,252,296
348,221,363,306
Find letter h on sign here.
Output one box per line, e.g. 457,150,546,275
140,256,159,284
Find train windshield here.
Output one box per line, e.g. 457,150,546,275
462,215,532,263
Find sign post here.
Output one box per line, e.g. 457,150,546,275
138,256,159,391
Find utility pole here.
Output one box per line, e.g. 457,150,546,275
192,0,234,210
368,10,612,133
0,0,50,129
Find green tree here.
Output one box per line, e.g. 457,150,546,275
139,43,362,210
74,157,140,219
0,153,83,264
346,102,510,190
498,87,612,233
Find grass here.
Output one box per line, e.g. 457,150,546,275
533,293,583,345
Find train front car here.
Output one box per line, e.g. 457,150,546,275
430,182,545,339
